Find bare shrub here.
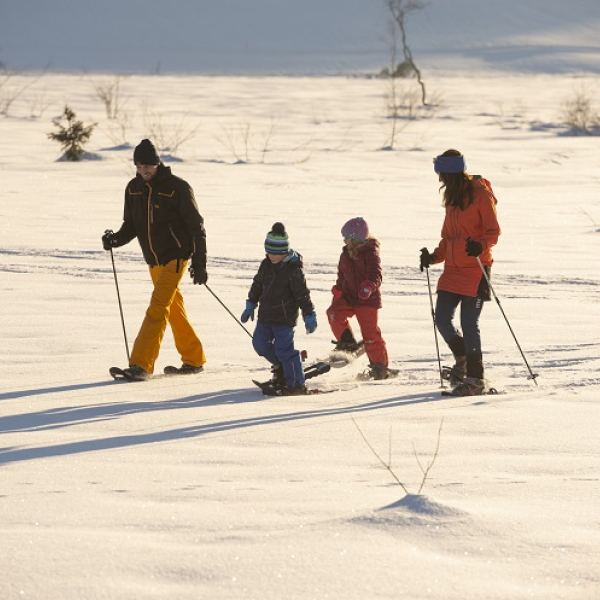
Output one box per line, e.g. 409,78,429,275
561,85,600,135
382,83,442,150
101,110,134,147
94,76,128,120
28,90,51,118
0,68,46,116
140,101,200,157
215,118,278,164
351,416,444,495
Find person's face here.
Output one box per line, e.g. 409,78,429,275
343,237,353,247
136,163,158,181
267,253,285,264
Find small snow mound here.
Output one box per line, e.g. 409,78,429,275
56,151,103,162
379,494,466,519
100,143,134,151
350,494,469,530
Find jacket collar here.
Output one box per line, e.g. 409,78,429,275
136,162,171,184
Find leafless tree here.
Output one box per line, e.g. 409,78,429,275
215,118,279,164
0,66,46,116
386,0,428,106
94,76,127,120
140,101,200,157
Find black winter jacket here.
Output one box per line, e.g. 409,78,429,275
113,164,206,268
248,252,314,327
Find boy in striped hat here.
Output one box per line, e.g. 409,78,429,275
241,222,317,395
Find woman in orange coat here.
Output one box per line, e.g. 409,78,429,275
420,149,500,396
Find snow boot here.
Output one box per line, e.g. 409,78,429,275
357,362,399,381
122,365,151,381
164,364,204,375
445,336,467,387
270,364,286,388
368,362,390,380
466,351,484,380
333,328,360,353
444,356,466,388
446,376,486,396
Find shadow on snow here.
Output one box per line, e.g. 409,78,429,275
0,387,443,465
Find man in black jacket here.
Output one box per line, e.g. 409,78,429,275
103,139,207,380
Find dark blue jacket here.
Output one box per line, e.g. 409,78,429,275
248,251,314,327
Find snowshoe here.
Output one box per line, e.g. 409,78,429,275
258,383,326,397
303,361,331,380
441,377,498,397
164,364,204,375
252,361,330,393
328,340,366,368
110,365,151,382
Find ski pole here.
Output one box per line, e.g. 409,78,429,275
422,250,444,387
203,283,253,339
108,245,130,363
475,256,538,385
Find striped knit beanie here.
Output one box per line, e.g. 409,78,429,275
264,222,289,255
341,217,369,242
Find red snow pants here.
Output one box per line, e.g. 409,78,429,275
326,297,388,367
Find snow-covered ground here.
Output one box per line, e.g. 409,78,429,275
1,1,600,597
1,69,599,599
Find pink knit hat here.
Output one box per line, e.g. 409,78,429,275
341,217,369,242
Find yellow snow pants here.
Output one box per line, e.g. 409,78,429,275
129,259,206,374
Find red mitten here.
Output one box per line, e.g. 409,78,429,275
358,280,376,300
331,286,342,299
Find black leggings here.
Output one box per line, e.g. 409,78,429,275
435,290,484,355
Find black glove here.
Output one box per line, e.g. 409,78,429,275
419,248,436,272
465,238,483,257
189,261,208,285
102,229,117,251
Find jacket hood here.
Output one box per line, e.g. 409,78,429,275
283,249,300,265
264,249,301,267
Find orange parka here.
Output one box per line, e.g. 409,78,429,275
433,176,500,297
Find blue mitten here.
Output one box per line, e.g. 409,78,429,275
303,312,317,334
241,300,257,323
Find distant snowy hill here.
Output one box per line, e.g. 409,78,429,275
2,0,599,74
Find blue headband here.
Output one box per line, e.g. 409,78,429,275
433,155,466,174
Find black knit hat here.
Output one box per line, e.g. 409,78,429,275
133,139,160,165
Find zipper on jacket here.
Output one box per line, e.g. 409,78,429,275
146,183,159,265
169,224,182,248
